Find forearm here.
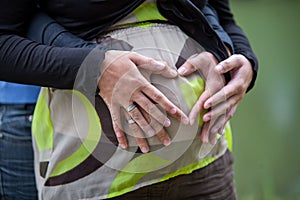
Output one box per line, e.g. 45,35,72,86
27,12,98,49
0,33,106,90
208,0,258,91
202,5,233,54
0,0,108,90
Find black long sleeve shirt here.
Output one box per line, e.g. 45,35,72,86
209,0,258,90
0,0,258,89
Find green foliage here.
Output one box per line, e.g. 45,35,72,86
230,1,300,199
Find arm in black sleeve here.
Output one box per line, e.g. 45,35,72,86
208,0,258,91
0,0,108,90
27,12,99,49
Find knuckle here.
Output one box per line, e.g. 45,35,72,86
223,87,231,98
139,120,149,128
225,102,231,111
235,84,244,94
152,92,163,102
230,98,238,107
130,124,140,134
236,54,245,64
111,115,119,123
223,60,231,67
143,101,154,112
147,58,156,66
225,84,234,95
131,110,141,121
228,112,234,120
130,52,138,58
148,104,159,116
211,127,219,134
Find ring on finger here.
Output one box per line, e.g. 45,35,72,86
127,119,136,124
126,103,136,112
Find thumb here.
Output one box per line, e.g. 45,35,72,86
130,53,177,78
177,60,196,77
215,55,244,74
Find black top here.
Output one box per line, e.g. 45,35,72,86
0,0,258,90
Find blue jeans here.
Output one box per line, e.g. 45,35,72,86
0,104,38,200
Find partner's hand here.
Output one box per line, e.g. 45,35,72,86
202,54,254,139
177,51,226,144
178,53,253,144
98,50,189,153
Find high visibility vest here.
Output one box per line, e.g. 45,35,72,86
32,1,233,199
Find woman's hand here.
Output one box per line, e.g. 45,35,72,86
178,52,253,145
203,54,254,140
98,50,189,153
177,52,225,144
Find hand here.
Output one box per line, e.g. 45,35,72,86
98,50,189,153
202,54,253,140
178,51,226,144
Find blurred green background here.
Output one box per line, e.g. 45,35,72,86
230,0,300,199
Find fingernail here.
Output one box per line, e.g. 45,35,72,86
163,119,171,127
211,138,217,145
141,146,149,153
121,144,127,149
182,117,189,125
204,101,212,109
163,138,171,146
215,64,224,73
203,136,209,144
178,67,186,75
116,131,122,138
170,107,177,114
170,69,178,76
203,115,211,122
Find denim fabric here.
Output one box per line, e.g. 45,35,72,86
0,82,40,104
0,104,38,200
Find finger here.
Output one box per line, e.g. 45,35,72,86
226,104,238,122
124,110,150,153
200,122,210,144
113,123,128,149
217,105,238,134
142,85,189,125
215,55,244,74
208,114,227,145
127,102,156,138
129,53,178,78
178,52,215,77
111,105,128,149
154,121,171,146
133,93,170,127
189,90,210,125
139,108,171,146
177,58,197,76
203,84,235,109
203,96,237,123
218,124,226,137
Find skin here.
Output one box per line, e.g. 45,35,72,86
99,50,253,151
178,53,254,145
98,50,189,152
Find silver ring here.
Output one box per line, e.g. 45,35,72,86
126,104,136,112
127,119,135,124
